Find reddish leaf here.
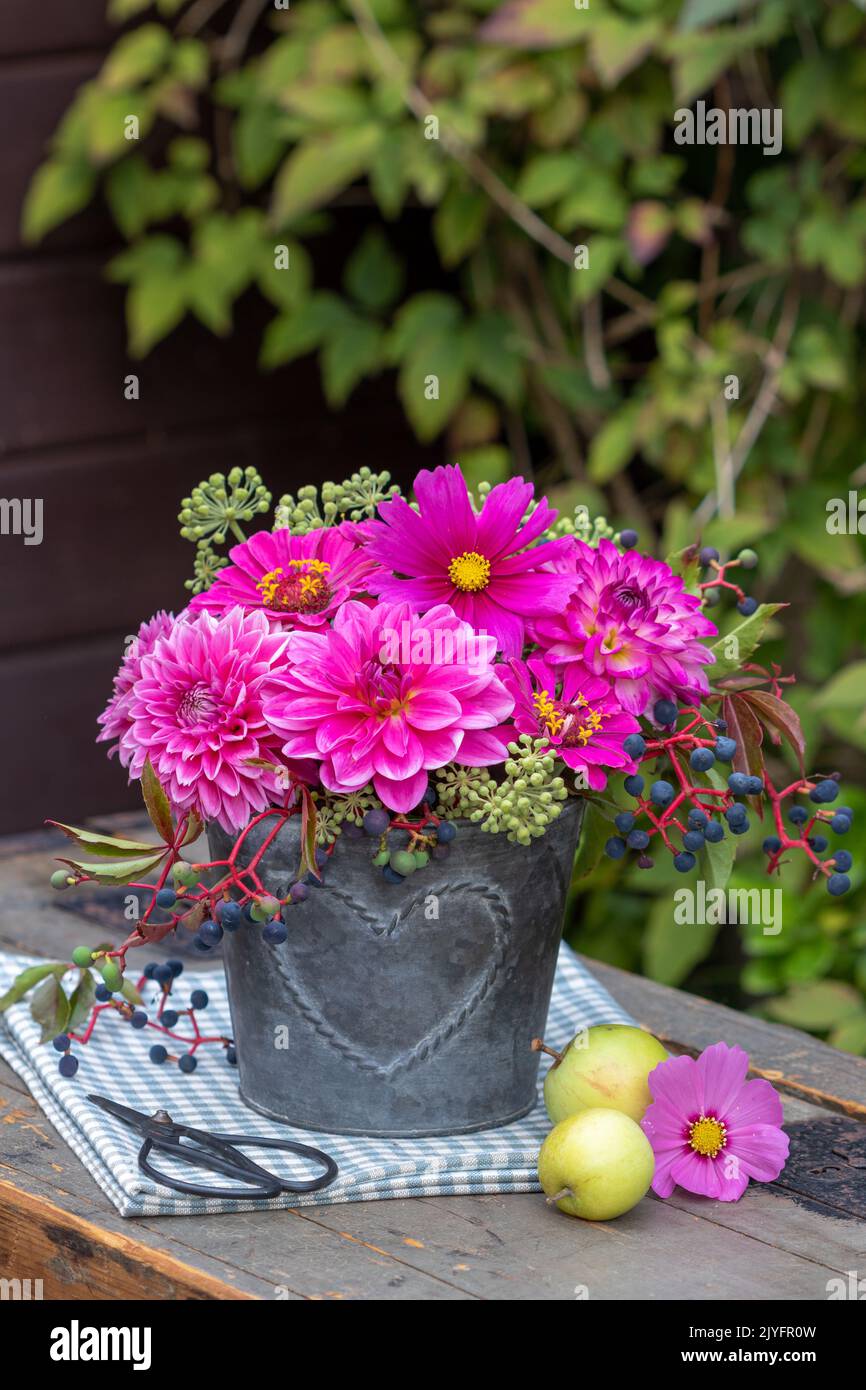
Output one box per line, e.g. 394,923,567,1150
741,690,806,774
722,693,765,819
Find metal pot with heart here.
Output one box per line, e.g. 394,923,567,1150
208,800,583,1137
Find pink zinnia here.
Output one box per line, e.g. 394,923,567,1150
501,656,640,790
533,538,717,715
363,464,576,658
97,610,175,758
641,1042,789,1202
119,606,291,833
187,525,379,631
263,600,514,812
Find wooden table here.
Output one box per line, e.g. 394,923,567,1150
1,819,865,1301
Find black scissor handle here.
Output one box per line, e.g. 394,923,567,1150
138,1130,338,1201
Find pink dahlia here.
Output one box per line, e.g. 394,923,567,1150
533,538,717,715
363,464,576,659
263,600,514,812
641,1042,789,1202
97,610,176,758
187,524,379,631
501,657,640,791
119,606,292,833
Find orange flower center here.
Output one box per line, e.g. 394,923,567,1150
257,559,331,613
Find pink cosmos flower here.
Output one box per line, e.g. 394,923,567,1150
263,600,515,812
533,538,717,716
363,464,576,659
187,525,379,631
97,611,176,758
641,1042,789,1202
119,606,292,833
501,657,640,791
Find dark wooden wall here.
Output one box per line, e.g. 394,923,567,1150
0,3,433,834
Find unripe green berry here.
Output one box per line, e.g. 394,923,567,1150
71,945,93,967
50,869,72,890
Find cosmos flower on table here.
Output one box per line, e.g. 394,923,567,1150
501,656,641,791
533,538,718,716
117,606,294,832
263,600,515,812
362,464,577,659
187,523,380,631
640,1041,789,1202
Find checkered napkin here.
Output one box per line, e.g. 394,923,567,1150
0,946,632,1218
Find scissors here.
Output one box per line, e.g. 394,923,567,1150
89,1094,339,1201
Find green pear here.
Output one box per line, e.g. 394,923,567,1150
532,1024,668,1124
538,1108,654,1221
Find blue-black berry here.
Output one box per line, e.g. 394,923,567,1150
650,780,674,807
833,851,853,873
199,919,223,946
714,737,737,763
153,962,173,985
688,808,709,830
737,597,758,616
762,836,781,855
130,1010,148,1030
436,821,457,843
220,901,242,931
382,865,405,884
161,1009,179,1028
624,774,644,797
623,734,646,760
225,1045,238,1066
263,920,288,946
725,804,747,827
619,529,638,549
810,779,839,804
683,830,705,852
363,808,390,836
704,820,725,843
178,1053,197,1073
699,547,720,567
690,748,715,773
52,1033,70,1052
614,812,635,834
149,1044,168,1064
673,851,696,873
653,699,678,726
605,836,627,860
831,814,851,835
728,772,750,796
190,989,209,1010
627,829,651,851
58,1054,79,1078
155,888,176,910
788,806,808,826
827,873,850,897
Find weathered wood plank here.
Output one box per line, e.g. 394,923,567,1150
584,955,866,1118
0,2,112,61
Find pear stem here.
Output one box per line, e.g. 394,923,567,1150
531,1037,563,1062
545,1187,573,1205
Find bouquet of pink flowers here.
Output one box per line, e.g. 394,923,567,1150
3,462,852,1092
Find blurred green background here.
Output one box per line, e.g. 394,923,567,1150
23,0,866,1047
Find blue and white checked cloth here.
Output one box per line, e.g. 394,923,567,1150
0,946,632,1218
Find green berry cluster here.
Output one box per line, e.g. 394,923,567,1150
313,787,383,844
542,504,617,546
179,468,272,546
185,540,230,594
274,468,400,534
436,740,569,845
481,737,569,844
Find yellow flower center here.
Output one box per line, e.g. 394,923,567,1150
448,550,491,593
689,1115,727,1158
257,559,331,613
533,690,564,737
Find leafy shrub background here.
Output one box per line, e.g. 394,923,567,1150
23,0,866,1049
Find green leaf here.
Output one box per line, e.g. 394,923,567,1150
589,16,660,87
271,124,383,224
22,160,97,243
101,24,172,90
67,970,97,1032
126,270,187,357
31,975,71,1045
141,757,175,843
570,234,623,304
704,604,785,681
571,801,611,882
643,894,719,988
678,0,758,30
320,315,384,406
465,312,526,408
765,981,863,1033
516,152,580,208
343,228,405,313
741,690,806,774
388,293,463,361
233,102,287,189
256,239,311,313
812,662,866,712
120,976,144,1007
48,821,162,859
829,1013,866,1056
696,825,735,893
397,327,471,442
298,786,321,884
588,401,640,482
56,854,166,886
479,0,595,50
260,292,350,368
433,185,489,267
0,962,68,1014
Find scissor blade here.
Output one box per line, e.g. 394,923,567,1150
87,1093,155,1135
